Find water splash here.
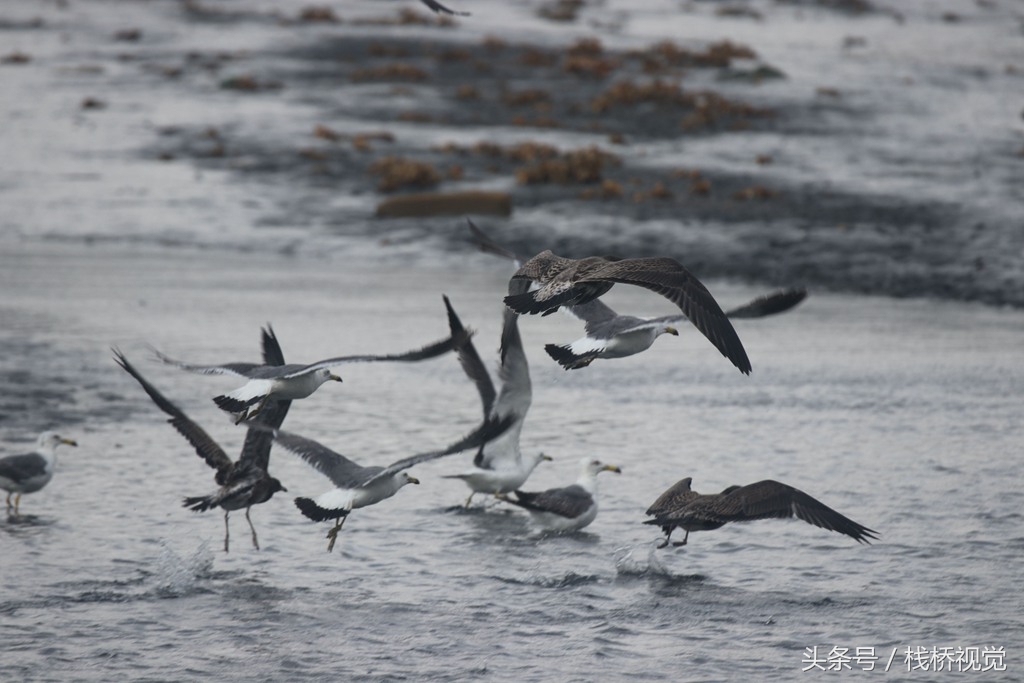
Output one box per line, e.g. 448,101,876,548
152,542,215,597
613,543,674,578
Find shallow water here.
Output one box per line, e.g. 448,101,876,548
2,0,1023,680
2,242,1022,681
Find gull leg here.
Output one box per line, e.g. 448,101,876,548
245,507,260,550
325,515,348,553
223,510,231,553
672,530,689,547
243,395,270,423
463,492,475,509
13,493,21,516
4,492,10,513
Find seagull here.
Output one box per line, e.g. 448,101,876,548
0,431,77,516
503,250,752,374
114,326,291,552
497,457,621,532
543,288,806,370
644,477,879,548
439,295,552,508
467,220,800,371
152,321,468,423
266,414,513,551
419,0,469,16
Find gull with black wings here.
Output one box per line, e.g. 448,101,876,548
644,477,878,548
114,326,291,552
497,457,621,532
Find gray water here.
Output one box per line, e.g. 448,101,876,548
2,0,1023,681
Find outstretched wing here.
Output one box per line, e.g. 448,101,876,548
444,295,496,418
725,288,807,319
151,347,263,379
293,331,467,376
240,325,292,472
420,0,469,16
466,218,521,267
645,477,696,518
716,480,878,543
264,427,369,489
366,414,515,486
114,349,232,476
563,298,621,331
584,257,751,375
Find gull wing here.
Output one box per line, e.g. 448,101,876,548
240,325,292,472
419,0,469,16
364,414,515,487
114,349,232,476
151,348,263,379
509,484,593,519
645,477,697,518
266,428,370,489
715,480,878,543
443,295,496,418
292,331,466,376
725,288,807,319
466,218,522,267
584,257,751,374
0,453,48,482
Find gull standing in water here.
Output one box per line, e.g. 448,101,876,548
267,415,512,551
114,326,291,551
468,220,803,371
440,295,552,508
644,477,878,548
152,319,467,423
0,431,77,516
497,457,621,532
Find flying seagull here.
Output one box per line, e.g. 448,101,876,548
267,414,513,551
467,219,805,371
644,477,878,548
497,457,621,532
504,250,751,373
152,320,468,423
114,327,291,552
0,431,77,516
419,0,469,16
440,295,552,508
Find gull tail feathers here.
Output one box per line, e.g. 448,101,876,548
182,495,217,512
544,343,598,370
295,497,348,522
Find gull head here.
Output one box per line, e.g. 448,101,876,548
269,477,287,495
581,457,621,477
316,368,343,384
38,432,78,450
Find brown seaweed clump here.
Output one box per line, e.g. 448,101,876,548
516,146,619,185
370,157,442,192
351,63,429,83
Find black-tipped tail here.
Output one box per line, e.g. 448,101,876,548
295,497,348,522
544,343,597,370
213,394,261,414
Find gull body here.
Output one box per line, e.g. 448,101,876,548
500,458,621,532
115,326,290,551
644,477,878,548
0,431,77,515
440,295,551,506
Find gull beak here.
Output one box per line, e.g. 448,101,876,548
603,465,622,474
407,476,420,485
280,485,288,493
666,327,679,336
62,438,79,447
329,374,343,383
540,453,553,462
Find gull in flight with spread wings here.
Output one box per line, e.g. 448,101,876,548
115,326,292,551
468,219,804,371
266,414,513,551
644,477,878,548
440,295,552,508
152,316,467,423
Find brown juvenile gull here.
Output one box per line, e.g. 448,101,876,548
468,220,802,371
152,320,468,423
114,326,291,552
268,413,512,551
644,477,879,548
497,457,621,532
439,295,552,508
0,431,77,516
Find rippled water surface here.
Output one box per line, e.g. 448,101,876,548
2,0,1023,680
